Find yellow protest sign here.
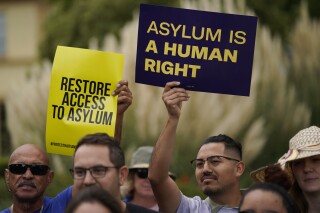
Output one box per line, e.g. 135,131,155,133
46,46,124,156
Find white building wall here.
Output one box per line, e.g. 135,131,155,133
0,1,47,101
6,3,38,60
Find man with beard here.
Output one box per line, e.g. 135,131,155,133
2,143,71,213
148,81,245,213
66,132,158,213
42,133,158,213
1,80,133,213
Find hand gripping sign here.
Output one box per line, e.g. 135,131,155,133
135,4,258,96
46,46,124,156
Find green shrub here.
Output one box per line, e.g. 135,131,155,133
0,177,11,209
0,156,8,178
46,174,73,197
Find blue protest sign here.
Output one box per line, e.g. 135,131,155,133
135,4,258,96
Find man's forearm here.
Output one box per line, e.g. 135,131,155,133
149,116,179,181
114,113,124,143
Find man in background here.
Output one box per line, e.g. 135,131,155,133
2,143,70,213
59,133,158,212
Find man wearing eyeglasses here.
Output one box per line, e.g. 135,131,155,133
67,133,158,213
148,81,246,213
1,80,134,213
51,82,157,212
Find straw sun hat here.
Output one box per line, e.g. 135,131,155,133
251,126,320,182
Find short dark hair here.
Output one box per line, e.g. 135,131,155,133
202,134,242,160
74,133,125,168
65,186,122,213
239,182,297,213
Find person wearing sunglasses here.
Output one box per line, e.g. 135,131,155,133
148,81,245,213
122,146,176,211
2,143,71,213
1,80,133,213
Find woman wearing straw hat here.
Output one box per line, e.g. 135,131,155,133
251,126,320,213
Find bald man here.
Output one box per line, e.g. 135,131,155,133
1,144,71,213
1,80,133,213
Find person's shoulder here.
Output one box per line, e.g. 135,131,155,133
178,195,211,212
43,186,73,213
0,208,10,213
182,194,206,204
54,185,73,199
126,203,159,213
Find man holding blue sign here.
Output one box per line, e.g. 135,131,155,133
149,82,245,213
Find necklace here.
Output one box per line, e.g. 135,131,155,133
10,204,43,213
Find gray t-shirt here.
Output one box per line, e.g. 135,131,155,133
177,194,238,213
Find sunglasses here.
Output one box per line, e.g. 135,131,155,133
135,168,148,179
134,168,176,181
8,163,50,176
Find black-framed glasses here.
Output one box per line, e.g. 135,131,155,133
190,155,240,169
135,168,148,179
69,166,118,180
8,163,50,176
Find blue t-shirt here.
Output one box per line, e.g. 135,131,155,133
0,186,73,213
45,185,73,212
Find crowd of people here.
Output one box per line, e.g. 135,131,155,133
1,80,319,213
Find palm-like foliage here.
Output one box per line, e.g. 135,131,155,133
4,1,318,190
